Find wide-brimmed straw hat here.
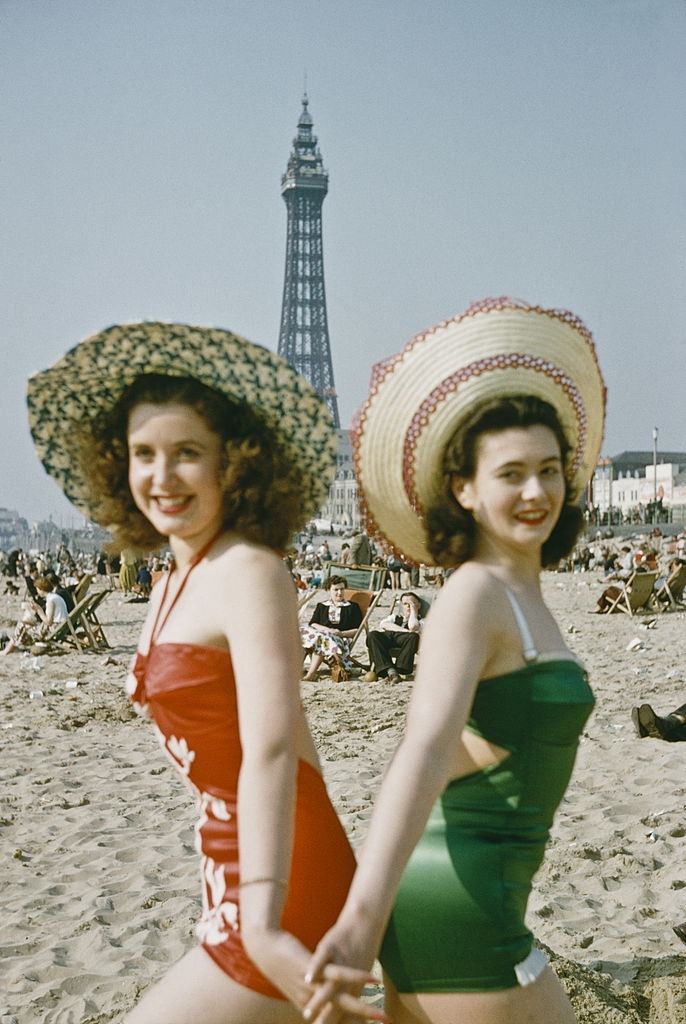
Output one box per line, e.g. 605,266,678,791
353,297,606,565
27,320,338,521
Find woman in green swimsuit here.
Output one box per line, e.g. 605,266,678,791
305,300,606,1024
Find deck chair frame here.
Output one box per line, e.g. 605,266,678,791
654,563,686,610
43,590,110,651
324,562,388,591
604,570,658,616
345,588,385,669
71,573,92,606
81,590,110,648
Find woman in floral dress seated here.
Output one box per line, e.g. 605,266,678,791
301,576,363,681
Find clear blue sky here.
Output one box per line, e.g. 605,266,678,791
2,0,684,524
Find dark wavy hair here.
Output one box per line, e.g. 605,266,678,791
425,395,584,568
74,374,309,554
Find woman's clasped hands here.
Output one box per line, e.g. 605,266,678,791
242,926,382,1023
302,916,388,1024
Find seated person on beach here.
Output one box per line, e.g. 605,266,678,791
603,545,634,580
300,575,363,681
653,556,686,599
632,700,686,742
595,560,651,612
363,591,424,681
1,576,69,654
46,571,76,612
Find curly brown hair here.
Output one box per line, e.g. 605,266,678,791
74,374,310,554
327,575,348,588
425,395,584,568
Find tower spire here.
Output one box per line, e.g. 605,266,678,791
277,95,340,427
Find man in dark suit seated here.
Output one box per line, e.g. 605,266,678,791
363,592,424,682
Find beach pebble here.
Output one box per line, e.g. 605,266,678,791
626,637,646,651
64,679,78,690
579,935,594,948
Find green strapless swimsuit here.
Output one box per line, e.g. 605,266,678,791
379,588,595,993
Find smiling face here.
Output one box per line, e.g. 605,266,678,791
127,402,225,548
451,425,566,558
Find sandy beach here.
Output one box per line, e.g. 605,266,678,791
2,573,686,1023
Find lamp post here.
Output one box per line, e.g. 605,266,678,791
652,426,658,523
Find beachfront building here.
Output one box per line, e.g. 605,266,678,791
0,507,29,549
320,429,361,529
592,451,686,523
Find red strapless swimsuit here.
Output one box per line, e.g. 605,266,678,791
126,542,356,999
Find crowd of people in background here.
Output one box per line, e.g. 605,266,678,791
2,525,685,614
284,528,423,591
559,527,686,579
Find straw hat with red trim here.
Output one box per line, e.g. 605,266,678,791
353,297,607,565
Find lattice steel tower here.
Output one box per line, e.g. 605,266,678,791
278,94,340,427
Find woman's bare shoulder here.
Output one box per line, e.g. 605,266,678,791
438,562,505,608
211,538,291,592
424,564,510,642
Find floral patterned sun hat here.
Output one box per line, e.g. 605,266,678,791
27,320,338,521
353,297,607,565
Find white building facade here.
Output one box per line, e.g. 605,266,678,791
592,456,686,521
320,429,361,528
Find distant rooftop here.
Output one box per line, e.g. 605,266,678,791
610,450,686,464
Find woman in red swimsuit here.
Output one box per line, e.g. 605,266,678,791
27,322,378,1024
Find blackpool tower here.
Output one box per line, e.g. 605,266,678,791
277,94,340,427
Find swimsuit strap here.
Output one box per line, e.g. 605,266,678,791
150,530,223,646
502,586,539,664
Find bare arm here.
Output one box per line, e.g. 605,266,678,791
221,548,374,1016
221,549,302,942
308,567,496,978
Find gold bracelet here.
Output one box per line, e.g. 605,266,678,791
238,876,288,889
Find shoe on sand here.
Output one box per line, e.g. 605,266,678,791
632,704,682,741
361,670,378,682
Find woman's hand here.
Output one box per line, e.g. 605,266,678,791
304,912,386,1023
243,927,380,1022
